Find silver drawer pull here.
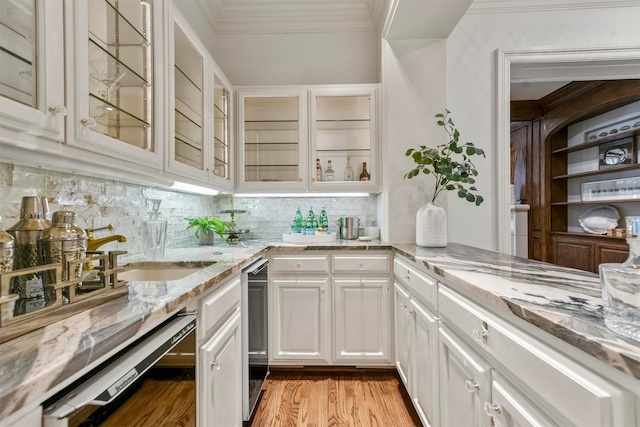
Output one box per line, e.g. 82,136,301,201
464,380,480,393
473,321,489,342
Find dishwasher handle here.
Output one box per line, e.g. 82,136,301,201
245,258,269,275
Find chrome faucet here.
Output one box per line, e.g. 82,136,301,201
85,224,127,251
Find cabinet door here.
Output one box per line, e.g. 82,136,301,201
411,298,439,427
485,372,557,427
333,277,390,362
199,310,242,427
237,89,307,192
439,326,492,427
211,72,232,188
269,277,330,363
394,282,412,387
0,0,65,145
310,86,379,191
64,0,163,168
167,7,207,181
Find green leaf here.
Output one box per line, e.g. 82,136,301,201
476,195,484,206
466,193,475,202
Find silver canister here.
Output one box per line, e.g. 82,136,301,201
338,217,360,240
39,211,88,300
6,196,52,315
0,215,15,273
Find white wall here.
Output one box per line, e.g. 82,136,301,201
381,39,447,243
210,32,380,85
382,4,640,250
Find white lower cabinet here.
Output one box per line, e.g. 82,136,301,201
200,310,242,427
394,282,440,427
270,276,331,362
269,251,392,366
333,277,390,362
195,274,243,427
438,325,493,427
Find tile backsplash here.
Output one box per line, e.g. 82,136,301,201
0,163,377,255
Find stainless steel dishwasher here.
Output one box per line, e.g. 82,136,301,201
242,257,269,422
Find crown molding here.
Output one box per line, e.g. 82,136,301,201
468,0,640,13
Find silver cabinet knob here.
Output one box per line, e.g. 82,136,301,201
473,321,489,342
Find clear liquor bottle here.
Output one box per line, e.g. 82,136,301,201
325,160,334,181
344,157,354,181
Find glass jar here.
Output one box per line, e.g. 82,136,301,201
599,216,640,342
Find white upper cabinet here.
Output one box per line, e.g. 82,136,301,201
237,88,308,192
310,86,379,192
237,85,380,194
0,0,66,145
166,4,233,190
64,0,163,169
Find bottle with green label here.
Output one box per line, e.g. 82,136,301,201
290,219,298,234
320,206,328,229
306,207,315,235
295,206,303,233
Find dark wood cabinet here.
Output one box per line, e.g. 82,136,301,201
513,80,640,273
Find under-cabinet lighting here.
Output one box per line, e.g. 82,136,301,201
170,181,220,196
234,193,371,198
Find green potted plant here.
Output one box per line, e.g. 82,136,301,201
186,216,228,245
404,109,485,247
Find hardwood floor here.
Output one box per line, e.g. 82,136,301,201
249,368,422,427
98,368,196,427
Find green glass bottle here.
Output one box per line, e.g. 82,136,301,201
295,206,303,233
320,206,328,229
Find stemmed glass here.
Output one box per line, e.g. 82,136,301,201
90,59,126,106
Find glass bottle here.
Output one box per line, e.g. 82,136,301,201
344,157,354,181
599,216,640,342
325,160,334,181
306,207,315,235
295,206,303,233
316,158,323,182
142,199,167,260
320,206,328,229
359,162,371,181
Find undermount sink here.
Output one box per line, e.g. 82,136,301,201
119,262,215,282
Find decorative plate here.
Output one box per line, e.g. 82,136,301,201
578,205,620,234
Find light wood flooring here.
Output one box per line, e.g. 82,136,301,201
249,368,422,427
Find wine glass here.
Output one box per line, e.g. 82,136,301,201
90,59,126,104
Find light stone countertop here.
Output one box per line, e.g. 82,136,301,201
0,239,638,421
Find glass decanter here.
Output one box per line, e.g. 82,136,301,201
142,199,167,260
599,216,640,342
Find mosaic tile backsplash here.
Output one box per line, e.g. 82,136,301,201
0,163,377,255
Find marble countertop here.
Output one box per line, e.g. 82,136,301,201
393,242,640,382
0,239,638,421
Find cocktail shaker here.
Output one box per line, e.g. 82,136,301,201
0,215,15,273
6,196,52,315
39,211,87,301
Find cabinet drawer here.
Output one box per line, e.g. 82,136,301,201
394,258,437,309
200,276,241,339
438,286,633,427
332,253,391,274
271,255,329,273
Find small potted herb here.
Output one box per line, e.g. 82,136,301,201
186,216,228,245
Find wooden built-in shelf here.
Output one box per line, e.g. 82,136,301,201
551,163,640,180
551,128,639,154
549,231,628,242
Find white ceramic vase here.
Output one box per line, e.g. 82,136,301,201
416,202,447,247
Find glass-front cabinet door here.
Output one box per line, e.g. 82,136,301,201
237,89,307,192
168,17,206,180
0,0,65,144
213,74,230,183
65,0,162,168
310,85,379,191
167,4,233,190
